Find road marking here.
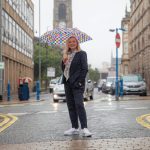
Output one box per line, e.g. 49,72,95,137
36,111,57,114
125,107,148,110
0,114,18,133
136,114,150,129
0,102,45,107
7,113,29,116
94,108,116,111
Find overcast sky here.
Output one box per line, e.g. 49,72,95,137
33,0,130,69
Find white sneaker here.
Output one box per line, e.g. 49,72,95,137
82,128,92,137
64,128,79,136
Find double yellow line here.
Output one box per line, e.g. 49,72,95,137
136,114,150,129
0,114,18,133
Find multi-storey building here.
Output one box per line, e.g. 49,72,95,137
1,0,34,99
121,7,130,75
53,0,73,28
129,0,150,91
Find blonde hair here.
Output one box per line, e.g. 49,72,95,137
65,36,81,52
63,36,81,61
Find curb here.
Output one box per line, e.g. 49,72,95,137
0,99,45,106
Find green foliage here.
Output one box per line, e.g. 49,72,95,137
88,67,100,83
34,44,100,84
33,44,62,81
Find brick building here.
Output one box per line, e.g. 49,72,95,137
121,7,130,75
0,0,34,99
129,0,150,91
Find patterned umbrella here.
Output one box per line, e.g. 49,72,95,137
40,27,92,45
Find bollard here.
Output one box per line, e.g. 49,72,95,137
7,81,11,101
120,78,123,97
36,81,40,100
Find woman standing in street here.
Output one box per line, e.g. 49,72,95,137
61,36,92,137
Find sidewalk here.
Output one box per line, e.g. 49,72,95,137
0,92,46,105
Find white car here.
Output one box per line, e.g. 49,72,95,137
84,79,94,101
49,78,59,93
53,76,94,103
53,76,66,103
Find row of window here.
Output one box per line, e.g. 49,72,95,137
130,0,150,28
2,10,33,58
6,0,34,30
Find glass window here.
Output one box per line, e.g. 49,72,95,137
59,3,66,20
124,65,128,74
124,42,128,54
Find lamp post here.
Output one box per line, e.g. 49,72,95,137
0,0,3,100
109,28,125,101
37,0,41,100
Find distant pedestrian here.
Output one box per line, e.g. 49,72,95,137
61,36,92,137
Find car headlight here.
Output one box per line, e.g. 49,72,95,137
141,82,146,86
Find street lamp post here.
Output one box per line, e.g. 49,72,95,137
37,0,41,100
0,0,3,100
109,28,125,101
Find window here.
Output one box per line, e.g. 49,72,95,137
124,42,128,54
59,3,66,20
124,65,128,74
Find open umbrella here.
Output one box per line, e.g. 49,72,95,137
40,27,92,46
22,77,32,83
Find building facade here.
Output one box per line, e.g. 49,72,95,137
121,7,130,75
53,0,73,28
1,0,34,99
129,0,150,90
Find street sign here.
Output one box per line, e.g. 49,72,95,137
115,33,121,48
47,67,55,77
0,62,4,69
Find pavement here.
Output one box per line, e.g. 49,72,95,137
1,93,150,149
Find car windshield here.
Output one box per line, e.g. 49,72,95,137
50,78,58,84
107,77,115,82
57,76,63,84
123,75,143,82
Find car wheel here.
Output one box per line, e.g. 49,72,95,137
53,99,58,103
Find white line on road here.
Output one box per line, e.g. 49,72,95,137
7,113,29,116
124,107,148,110
36,111,57,114
94,108,116,111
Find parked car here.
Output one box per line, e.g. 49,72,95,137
53,76,66,102
102,77,115,93
53,76,94,103
110,74,147,96
122,74,147,96
83,79,94,101
110,79,120,95
97,79,106,91
49,78,59,93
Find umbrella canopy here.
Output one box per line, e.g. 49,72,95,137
40,27,92,46
22,77,32,83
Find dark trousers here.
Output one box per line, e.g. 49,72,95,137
64,82,87,129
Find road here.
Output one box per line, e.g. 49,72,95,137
0,89,150,149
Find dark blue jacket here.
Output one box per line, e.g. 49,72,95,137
61,50,88,88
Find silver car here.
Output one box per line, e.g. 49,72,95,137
122,74,147,96
102,77,115,93
53,76,66,103
53,76,94,102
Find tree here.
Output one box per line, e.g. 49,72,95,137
33,43,62,81
88,67,100,83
